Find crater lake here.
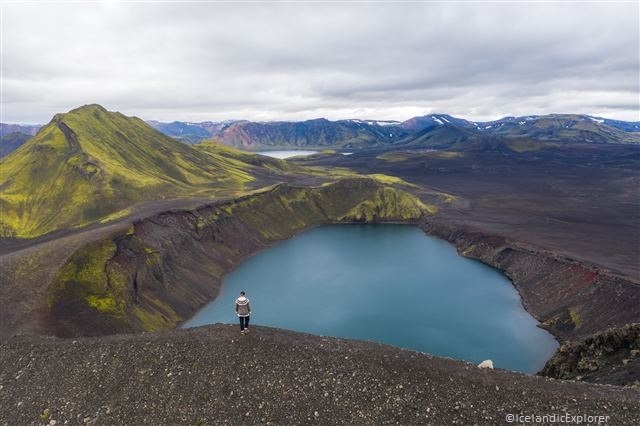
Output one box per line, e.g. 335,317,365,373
183,224,558,373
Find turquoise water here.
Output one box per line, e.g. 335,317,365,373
183,224,558,372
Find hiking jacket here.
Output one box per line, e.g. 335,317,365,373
235,296,251,317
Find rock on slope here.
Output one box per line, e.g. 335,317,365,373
541,324,640,386
1,324,639,425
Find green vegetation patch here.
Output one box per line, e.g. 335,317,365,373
504,138,559,153
421,151,464,160
439,193,457,203
365,173,419,188
132,301,182,332
342,186,436,222
49,239,127,319
99,208,134,224
569,309,582,328
376,152,412,162
377,150,463,162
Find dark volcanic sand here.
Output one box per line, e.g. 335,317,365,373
1,325,639,425
300,144,640,279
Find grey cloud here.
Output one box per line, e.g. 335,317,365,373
2,2,638,123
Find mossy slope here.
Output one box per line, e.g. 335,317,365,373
0,105,290,238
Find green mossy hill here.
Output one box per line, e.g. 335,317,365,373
0,105,285,238
216,178,432,239
377,151,464,162
502,138,560,153
44,178,434,337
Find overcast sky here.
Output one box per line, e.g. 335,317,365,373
2,1,638,124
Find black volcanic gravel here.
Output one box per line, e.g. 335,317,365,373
1,324,639,425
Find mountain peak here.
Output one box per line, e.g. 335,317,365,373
0,105,275,237
69,104,109,114
50,104,111,126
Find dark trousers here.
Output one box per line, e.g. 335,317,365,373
239,316,250,330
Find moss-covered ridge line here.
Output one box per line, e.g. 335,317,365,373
45,178,432,336
0,105,297,239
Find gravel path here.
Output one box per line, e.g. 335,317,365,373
1,324,639,425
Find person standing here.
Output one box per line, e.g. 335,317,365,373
235,291,251,334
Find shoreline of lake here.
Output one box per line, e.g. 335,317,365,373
183,223,558,373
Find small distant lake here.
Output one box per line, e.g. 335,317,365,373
184,224,558,373
256,150,319,159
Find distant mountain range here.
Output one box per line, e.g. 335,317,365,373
0,123,41,138
2,112,638,157
145,120,236,144
0,123,41,157
148,113,640,150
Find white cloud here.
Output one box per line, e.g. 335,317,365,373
2,1,638,123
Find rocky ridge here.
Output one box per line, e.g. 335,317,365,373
541,324,640,386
